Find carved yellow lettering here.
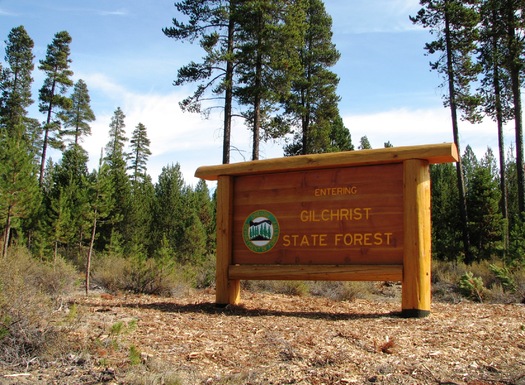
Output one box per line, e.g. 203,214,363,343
300,235,310,247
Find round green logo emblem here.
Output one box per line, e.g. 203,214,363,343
242,210,280,253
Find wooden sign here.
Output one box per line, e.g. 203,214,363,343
233,163,403,265
195,143,459,317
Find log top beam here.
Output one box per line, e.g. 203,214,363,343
195,142,458,181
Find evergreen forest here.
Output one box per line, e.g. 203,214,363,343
1,0,525,302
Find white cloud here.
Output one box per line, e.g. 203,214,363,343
344,107,516,159
0,8,16,16
80,73,267,185
78,74,517,188
99,9,128,17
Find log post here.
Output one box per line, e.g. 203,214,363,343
402,159,431,317
215,176,240,305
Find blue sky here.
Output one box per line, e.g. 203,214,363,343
0,0,513,184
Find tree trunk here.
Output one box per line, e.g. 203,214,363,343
223,1,236,165
444,6,472,263
39,125,50,186
86,213,97,296
2,212,12,258
492,39,509,251
509,50,524,213
504,1,525,214
39,79,57,186
252,49,262,160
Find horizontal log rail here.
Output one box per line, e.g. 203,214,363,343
195,143,458,181
229,264,403,282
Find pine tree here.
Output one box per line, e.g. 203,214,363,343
234,0,294,160
0,125,40,258
328,114,353,152
85,153,114,295
38,31,74,185
127,122,151,183
125,122,153,254
0,26,35,135
179,211,207,263
506,145,520,221
462,144,479,192
153,163,186,258
163,0,237,164
502,0,525,214
192,179,215,254
62,79,95,145
467,148,503,261
128,175,155,256
431,163,462,260
358,135,371,150
45,144,91,260
0,26,39,257
282,0,341,156
101,107,130,250
411,0,481,264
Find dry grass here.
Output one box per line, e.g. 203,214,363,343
0,247,78,365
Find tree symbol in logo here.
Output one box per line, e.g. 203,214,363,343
243,210,279,253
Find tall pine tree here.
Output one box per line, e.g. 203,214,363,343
127,122,154,254
0,26,35,135
234,0,293,160
101,107,130,251
38,31,74,185
477,0,514,250
127,122,151,183
0,125,40,258
282,0,341,156
62,79,95,145
164,0,237,164
0,26,39,257
411,0,481,264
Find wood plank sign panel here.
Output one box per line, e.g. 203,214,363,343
195,143,459,317
232,163,403,265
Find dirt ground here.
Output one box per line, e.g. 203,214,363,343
1,287,524,385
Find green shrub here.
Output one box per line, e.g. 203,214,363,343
128,345,142,366
180,254,216,289
489,264,517,293
458,271,486,302
92,253,189,296
91,253,130,293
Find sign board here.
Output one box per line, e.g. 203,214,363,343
233,163,403,265
195,143,459,317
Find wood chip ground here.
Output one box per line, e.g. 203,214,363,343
1,289,524,385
